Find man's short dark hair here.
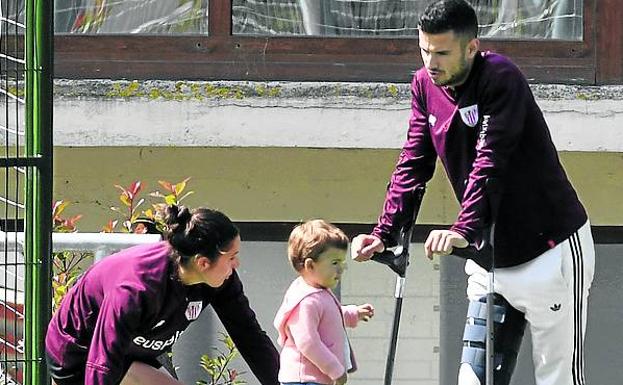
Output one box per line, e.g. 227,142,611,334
418,0,478,38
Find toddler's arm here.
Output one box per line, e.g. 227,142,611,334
342,303,375,328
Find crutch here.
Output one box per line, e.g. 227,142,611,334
371,186,425,385
453,177,502,385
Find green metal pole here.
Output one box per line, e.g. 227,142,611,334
25,0,53,384
37,1,54,385
24,0,36,383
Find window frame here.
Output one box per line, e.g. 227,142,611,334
52,0,622,85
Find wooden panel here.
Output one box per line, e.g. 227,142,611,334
53,35,589,61
208,0,231,37
596,0,623,84
54,36,594,84
54,57,596,84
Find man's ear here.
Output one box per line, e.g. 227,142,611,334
304,258,315,271
467,38,480,58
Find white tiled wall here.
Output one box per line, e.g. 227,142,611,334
342,244,440,385
179,241,441,385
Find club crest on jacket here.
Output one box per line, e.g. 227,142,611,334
185,301,203,321
459,104,479,127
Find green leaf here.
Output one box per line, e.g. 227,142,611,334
196,335,245,385
120,194,132,207
221,334,236,353
52,200,71,217
66,275,78,287
174,179,188,195
179,191,195,202
164,194,177,205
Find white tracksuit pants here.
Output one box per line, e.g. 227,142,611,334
458,220,595,385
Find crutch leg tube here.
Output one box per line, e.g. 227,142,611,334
371,237,409,385
371,186,425,385
485,268,495,385
485,177,502,385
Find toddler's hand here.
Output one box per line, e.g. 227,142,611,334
357,303,374,322
335,372,347,385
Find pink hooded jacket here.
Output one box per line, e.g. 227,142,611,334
274,277,359,384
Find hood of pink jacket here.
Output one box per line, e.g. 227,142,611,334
274,277,332,346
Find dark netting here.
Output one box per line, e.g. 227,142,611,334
1,1,52,384
1,0,26,382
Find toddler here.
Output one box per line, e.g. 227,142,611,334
274,219,374,385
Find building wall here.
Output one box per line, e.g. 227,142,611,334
53,147,623,229
47,81,623,385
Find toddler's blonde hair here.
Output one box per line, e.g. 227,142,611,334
287,219,349,272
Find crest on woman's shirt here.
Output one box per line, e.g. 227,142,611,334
185,301,203,321
428,114,437,127
459,104,479,127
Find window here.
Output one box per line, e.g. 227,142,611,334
21,1,623,83
54,0,209,34
232,0,582,40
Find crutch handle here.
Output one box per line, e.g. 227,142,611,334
371,186,425,277
451,245,493,271
371,247,409,277
450,246,478,259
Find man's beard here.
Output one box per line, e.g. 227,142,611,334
434,57,471,87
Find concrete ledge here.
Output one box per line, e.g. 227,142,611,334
53,79,623,101
45,80,623,151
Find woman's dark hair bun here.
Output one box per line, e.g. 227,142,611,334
165,205,192,232
164,205,194,257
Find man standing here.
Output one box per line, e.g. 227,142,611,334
350,1,594,384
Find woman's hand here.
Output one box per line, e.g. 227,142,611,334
357,303,375,322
